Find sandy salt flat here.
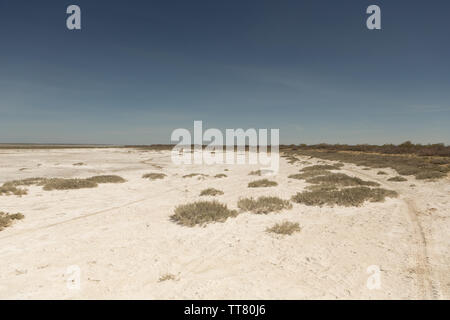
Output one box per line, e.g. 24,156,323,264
0,148,449,299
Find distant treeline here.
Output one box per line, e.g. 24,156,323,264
283,141,450,157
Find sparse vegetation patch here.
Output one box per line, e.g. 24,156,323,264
266,221,301,235
306,173,379,187
87,175,126,183
1,175,127,193
158,273,176,282
415,171,446,180
170,201,238,226
143,173,167,180
248,179,278,188
237,196,292,214
200,188,224,196
291,187,398,207
249,170,262,176
301,164,342,171
42,178,98,191
0,184,27,196
287,149,449,180
288,169,331,180
387,176,408,182
0,212,24,231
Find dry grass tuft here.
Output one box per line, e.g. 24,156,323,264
142,173,166,180
377,171,387,175
248,179,278,188
237,196,292,214
291,187,398,207
0,212,24,231
170,201,238,226
200,188,224,196
214,173,227,178
0,184,28,196
249,170,262,176
387,176,408,182
266,221,301,235
73,162,85,166
158,273,176,282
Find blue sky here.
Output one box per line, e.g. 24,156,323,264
0,0,449,144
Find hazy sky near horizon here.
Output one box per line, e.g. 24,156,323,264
0,0,449,145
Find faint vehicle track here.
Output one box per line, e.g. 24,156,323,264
343,166,440,299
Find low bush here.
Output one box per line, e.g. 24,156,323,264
87,175,126,183
42,178,98,191
170,201,238,226
200,188,224,196
0,212,24,231
237,196,292,214
142,173,166,180
248,179,278,188
387,176,408,182
291,187,398,207
266,221,301,235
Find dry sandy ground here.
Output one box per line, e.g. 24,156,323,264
0,148,449,299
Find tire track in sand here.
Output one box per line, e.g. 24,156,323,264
343,166,439,299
